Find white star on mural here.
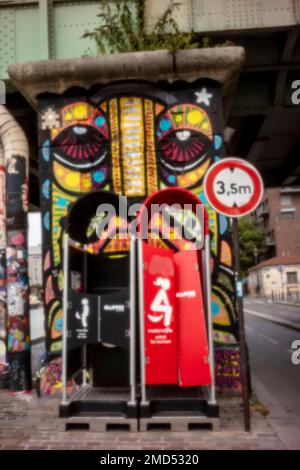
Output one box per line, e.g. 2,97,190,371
41,107,61,130
195,88,213,106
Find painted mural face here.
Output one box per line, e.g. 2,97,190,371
39,81,237,365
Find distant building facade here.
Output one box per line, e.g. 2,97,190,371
254,187,300,260
248,255,300,301
28,245,42,287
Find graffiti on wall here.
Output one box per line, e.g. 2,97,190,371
0,163,7,371
38,356,77,396
214,348,241,391
0,250,7,371
38,81,238,393
5,154,31,390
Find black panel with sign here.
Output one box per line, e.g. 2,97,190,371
101,289,130,351
67,291,100,351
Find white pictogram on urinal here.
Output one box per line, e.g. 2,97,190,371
76,298,90,328
148,277,172,327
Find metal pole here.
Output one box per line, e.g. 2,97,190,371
232,218,251,432
204,234,216,405
62,232,69,405
137,238,148,405
129,235,136,405
201,248,208,327
82,245,87,386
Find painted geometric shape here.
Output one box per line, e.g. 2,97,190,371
41,140,50,162
42,179,51,199
214,134,222,150
211,291,231,326
220,240,233,266
41,107,61,130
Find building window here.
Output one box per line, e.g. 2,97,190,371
280,210,295,219
280,194,292,206
286,272,298,284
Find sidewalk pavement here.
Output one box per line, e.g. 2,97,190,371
244,298,300,331
0,376,299,450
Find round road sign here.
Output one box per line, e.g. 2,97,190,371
203,158,264,217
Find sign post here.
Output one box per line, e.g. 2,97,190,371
204,158,264,432
232,217,251,432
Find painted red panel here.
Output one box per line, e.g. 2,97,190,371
143,242,178,385
174,250,212,387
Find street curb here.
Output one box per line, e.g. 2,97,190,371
244,308,300,332
273,301,300,307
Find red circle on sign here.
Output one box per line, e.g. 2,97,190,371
203,158,264,217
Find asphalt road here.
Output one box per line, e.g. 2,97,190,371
244,297,300,423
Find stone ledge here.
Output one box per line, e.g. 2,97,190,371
8,47,245,117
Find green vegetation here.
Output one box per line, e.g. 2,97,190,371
250,394,270,416
82,0,199,54
238,216,265,275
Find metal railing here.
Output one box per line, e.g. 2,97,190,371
271,287,300,304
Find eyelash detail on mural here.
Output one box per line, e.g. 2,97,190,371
53,125,108,170
160,132,211,169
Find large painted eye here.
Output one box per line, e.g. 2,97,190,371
53,124,108,170
157,104,213,172
159,129,212,171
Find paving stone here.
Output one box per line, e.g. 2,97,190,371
0,389,299,450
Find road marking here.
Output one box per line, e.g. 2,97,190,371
245,308,273,318
245,325,254,332
258,333,279,345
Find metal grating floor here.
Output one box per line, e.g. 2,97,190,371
69,384,209,402
147,385,209,400
70,385,131,402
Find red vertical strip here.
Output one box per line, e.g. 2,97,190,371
174,250,212,387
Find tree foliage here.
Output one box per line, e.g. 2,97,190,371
82,0,199,54
238,216,265,275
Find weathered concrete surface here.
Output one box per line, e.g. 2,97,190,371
8,47,245,117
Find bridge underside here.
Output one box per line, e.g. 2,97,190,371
5,26,300,209
225,27,300,188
